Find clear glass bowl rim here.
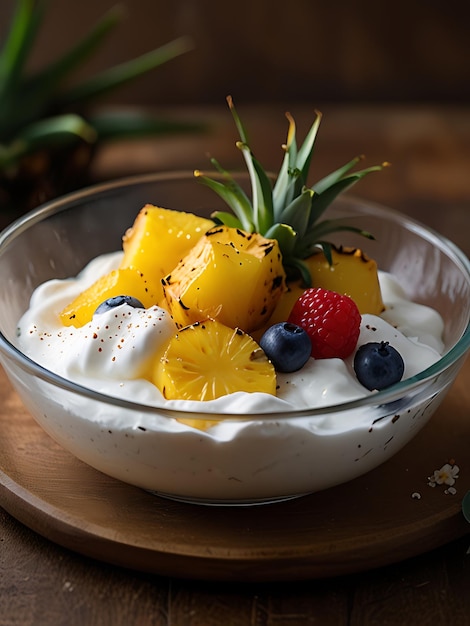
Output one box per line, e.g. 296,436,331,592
0,171,469,420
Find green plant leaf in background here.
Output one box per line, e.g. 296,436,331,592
0,0,196,179
197,97,388,285
0,113,96,170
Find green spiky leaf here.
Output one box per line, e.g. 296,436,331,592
195,166,254,232
195,98,388,283
0,0,45,98
283,257,312,286
0,1,196,180
10,6,123,128
313,155,364,193
310,163,389,220
88,109,204,141
211,211,244,229
0,114,96,169
295,221,375,259
264,222,297,256
278,187,314,239
235,140,274,234
58,36,192,107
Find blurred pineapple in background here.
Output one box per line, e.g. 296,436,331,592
0,0,196,222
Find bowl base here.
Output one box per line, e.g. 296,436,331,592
147,490,309,507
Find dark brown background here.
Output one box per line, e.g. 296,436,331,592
1,0,469,106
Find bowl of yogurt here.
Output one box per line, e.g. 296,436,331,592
0,172,469,505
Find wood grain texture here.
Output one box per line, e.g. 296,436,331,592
1,507,469,626
1,357,469,584
1,0,468,105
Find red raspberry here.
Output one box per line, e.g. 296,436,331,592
287,288,361,359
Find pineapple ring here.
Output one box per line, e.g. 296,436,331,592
152,319,276,403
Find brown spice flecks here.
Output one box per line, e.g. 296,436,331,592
207,227,224,237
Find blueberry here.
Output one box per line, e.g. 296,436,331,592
94,295,145,315
260,322,311,373
353,341,405,391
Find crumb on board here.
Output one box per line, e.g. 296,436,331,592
411,460,460,500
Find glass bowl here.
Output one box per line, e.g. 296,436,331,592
0,172,469,505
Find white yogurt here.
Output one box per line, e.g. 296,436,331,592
17,252,443,413
13,252,446,503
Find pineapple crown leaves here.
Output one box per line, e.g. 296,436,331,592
195,96,389,285
0,0,195,172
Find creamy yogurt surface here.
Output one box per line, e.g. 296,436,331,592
16,251,444,414
13,251,450,502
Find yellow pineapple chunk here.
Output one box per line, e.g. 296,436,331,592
120,204,213,302
59,268,160,327
305,246,385,315
162,226,286,333
152,319,276,410
253,246,384,340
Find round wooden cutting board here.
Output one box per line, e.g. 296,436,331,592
0,361,469,582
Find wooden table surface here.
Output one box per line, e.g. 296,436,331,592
1,103,469,625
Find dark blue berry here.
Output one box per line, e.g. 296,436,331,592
95,295,145,315
260,322,311,373
353,341,405,391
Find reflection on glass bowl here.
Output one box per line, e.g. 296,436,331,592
0,172,469,505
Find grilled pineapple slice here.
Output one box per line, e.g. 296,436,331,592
152,319,276,404
305,245,384,315
120,204,214,302
162,226,286,333
252,245,384,341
